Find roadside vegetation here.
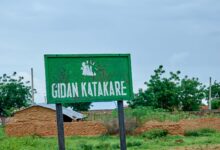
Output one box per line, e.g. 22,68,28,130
87,106,220,135
87,106,220,123
1,126,220,150
1,67,220,149
0,72,33,125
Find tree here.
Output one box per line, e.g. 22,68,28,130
0,72,32,125
145,66,181,111
128,89,148,109
128,65,181,111
64,102,92,111
128,65,205,111
206,81,220,99
179,76,205,111
205,81,220,109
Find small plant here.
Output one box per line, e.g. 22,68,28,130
111,143,120,149
78,143,93,150
211,99,220,109
95,143,111,149
142,129,168,139
199,128,216,134
184,128,216,137
127,140,142,147
184,130,199,136
102,118,119,135
102,118,138,135
0,126,5,139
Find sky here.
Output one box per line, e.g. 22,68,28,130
0,0,219,109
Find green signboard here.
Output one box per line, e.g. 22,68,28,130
44,54,134,104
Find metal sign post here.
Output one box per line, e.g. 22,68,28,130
118,100,127,150
56,104,65,150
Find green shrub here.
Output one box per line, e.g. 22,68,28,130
127,140,142,147
184,128,216,137
78,143,93,150
95,143,111,149
0,126,5,139
198,128,216,136
102,118,138,135
111,143,120,149
211,99,220,109
184,130,200,136
142,129,168,139
102,118,119,135
127,107,197,123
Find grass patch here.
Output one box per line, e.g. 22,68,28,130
184,128,216,137
142,129,168,139
127,140,143,147
1,126,220,150
111,107,215,124
77,143,93,150
0,126,5,139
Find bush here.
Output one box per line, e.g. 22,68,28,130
95,143,111,149
128,107,197,123
111,143,120,149
184,130,199,136
184,128,216,137
142,129,168,139
127,140,142,147
77,143,93,150
199,128,216,136
211,99,220,109
102,118,138,135
102,119,119,135
0,126,5,139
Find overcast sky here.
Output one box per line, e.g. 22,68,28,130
0,0,219,109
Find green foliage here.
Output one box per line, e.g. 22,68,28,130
179,76,205,111
184,128,216,137
128,65,181,111
91,107,216,133
64,102,92,111
206,81,220,99
128,107,197,123
78,143,93,150
0,72,32,118
142,129,168,139
102,107,204,135
127,140,143,147
95,143,111,149
184,130,200,136
0,126,5,139
128,65,205,111
1,126,220,150
199,128,216,134
211,99,220,109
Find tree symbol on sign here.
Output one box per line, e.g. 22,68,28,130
81,61,97,76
